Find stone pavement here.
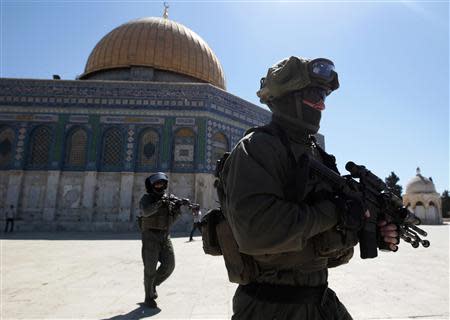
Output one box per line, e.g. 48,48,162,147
1,225,449,320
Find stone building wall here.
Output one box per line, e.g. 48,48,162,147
0,170,218,232
0,78,327,233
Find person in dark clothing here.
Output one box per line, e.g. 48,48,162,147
4,205,15,233
221,57,399,319
189,205,202,241
138,172,189,309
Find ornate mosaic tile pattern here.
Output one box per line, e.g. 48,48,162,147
205,119,245,171
0,78,271,173
15,127,27,165
0,79,270,126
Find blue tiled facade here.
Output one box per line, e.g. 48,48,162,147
0,78,271,173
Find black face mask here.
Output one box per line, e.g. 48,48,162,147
294,87,328,134
150,181,167,196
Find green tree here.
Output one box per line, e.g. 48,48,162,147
385,172,403,198
441,190,450,218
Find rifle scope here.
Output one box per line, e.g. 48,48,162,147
345,162,387,192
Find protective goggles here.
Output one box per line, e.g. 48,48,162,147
308,58,336,82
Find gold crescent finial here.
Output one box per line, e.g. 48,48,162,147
163,2,169,19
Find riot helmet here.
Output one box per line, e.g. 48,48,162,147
145,172,168,196
257,56,339,134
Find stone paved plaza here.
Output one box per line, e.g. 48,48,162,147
1,225,449,320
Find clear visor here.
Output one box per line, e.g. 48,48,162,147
310,59,335,81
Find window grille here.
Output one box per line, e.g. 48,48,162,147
138,129,159,168
66,128,87,167
211,132,228,166
0,127,14,167
101,128,123,167
28,126,51,167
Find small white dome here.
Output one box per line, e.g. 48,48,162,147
405,168,437,194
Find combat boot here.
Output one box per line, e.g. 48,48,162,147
144,298,157,309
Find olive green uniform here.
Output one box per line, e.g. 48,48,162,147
139,193,181,301
222,121,354,319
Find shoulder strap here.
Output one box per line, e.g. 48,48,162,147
311,137,340,175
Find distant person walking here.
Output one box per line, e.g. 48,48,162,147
189,205,202,242
4,205,15,233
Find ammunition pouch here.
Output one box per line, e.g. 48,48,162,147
140,204,172,231
201,208,223,256
201,208,258,285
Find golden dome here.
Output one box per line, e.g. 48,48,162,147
81,17,226,89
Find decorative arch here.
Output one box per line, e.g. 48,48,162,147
211,131,229,167
100,127,123,170
0,126,15,168
27,125,52,168
415,201,424,207
137,128,159,169
172,127,195,170
64,127,88,168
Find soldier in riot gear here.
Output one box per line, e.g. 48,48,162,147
220,57,399,319
138,172,190,309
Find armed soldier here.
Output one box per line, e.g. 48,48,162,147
138,172,190,309
219,57,399,319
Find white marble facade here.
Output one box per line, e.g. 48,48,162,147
0,169,218,232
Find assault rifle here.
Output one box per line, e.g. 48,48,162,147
161,194,199,212
299,155,430,259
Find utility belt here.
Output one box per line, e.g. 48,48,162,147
239,282,329,305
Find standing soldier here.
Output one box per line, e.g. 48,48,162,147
138,172,189,308
220,57,399,319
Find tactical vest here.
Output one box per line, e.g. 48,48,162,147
202,124,356,284
140,195,175,231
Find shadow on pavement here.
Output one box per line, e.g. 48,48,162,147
102,303,161,319
0,232,189,241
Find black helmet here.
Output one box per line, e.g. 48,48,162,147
145,172,168,195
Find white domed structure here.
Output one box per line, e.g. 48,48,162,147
403,168,442,224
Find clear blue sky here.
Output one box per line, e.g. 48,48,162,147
1,0,448,194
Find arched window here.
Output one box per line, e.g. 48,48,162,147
0,127,15,168
65,127,87,168
101,127,123,169
27,126,51,167
211,132,228,167
137,129,159,169
172,128,195,170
